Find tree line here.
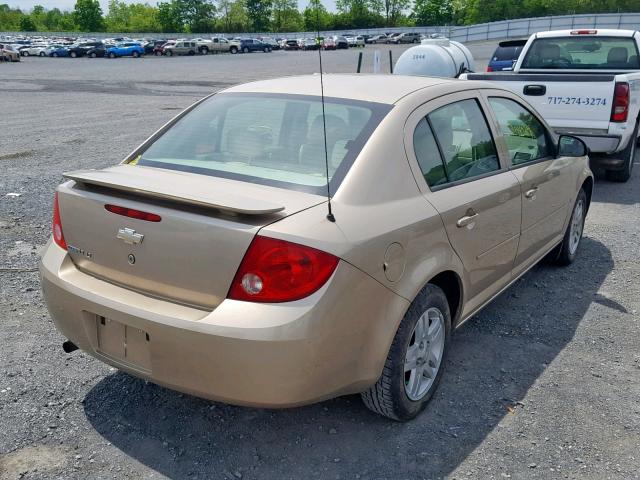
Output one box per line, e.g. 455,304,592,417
1,0,638,34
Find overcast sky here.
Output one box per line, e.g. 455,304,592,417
10,0,338,13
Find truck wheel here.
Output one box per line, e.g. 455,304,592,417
361,284,450,421
243,47,250,54
230,46,238,54
554,189,587,266
606,121,638,183
166,50,173,56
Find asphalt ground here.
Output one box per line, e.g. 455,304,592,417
1,41,639,480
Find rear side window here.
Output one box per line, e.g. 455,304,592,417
413,99,500,188
488,97,550,166
137,93,391,194
493,46,522,61
522,36,640,69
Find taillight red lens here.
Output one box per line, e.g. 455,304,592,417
52,191,67,250
486,66,493,72
611,82,630,123
228,236,339,303
105,204,161,222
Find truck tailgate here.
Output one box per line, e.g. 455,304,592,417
464,73,616,130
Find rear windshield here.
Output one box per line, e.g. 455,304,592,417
493,46,523,61
137,93,391,194
521,36,640,70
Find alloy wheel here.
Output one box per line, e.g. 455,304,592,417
404,307,445,401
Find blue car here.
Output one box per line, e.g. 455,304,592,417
487,39,526,72
238,38,272,53
47,45,69,58
106,42,144,58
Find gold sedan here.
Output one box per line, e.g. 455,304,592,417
40,75,592,421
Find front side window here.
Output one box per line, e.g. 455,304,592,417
488,97,550,166
426,99,500,184
138,93,390,194
521,36,640,70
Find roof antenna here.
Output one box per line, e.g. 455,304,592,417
315,1,335,222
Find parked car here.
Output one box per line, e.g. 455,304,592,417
386,33,402,43
259,37,280,50
154,40,174,56
46,45,69,57
486,39,527,71
322,37,336,50
106,42,144,58
42,74,592,421
463,29,640,182
68,41,104,58
299,38,319,51
282,39,300,51
368,34,388,44
237,38,272,53
163,41,198,56
332,35,349,49
347,35,365,47
0,44,20,62
143,40,165,55
19,44,48,57
391,32,421,44
86,45,109,58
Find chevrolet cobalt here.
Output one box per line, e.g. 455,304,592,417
40,75,593,420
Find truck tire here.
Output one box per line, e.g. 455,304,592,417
230,46,238,54
361,284,451,421
606,120,638,183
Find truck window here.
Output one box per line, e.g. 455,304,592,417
522,36,640,70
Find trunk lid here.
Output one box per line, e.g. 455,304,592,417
58,165,325,309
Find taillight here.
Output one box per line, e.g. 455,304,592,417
611,82,629,123
228,236,339,303
570,29,597,35
486,65,493,72
52,191,67,250
105,204,161,222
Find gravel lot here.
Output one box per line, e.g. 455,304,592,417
1,42,639,480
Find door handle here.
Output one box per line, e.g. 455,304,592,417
523,84,546,96
456,211,479,228
525,187,538,199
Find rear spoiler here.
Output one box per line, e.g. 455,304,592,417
63,165,285,215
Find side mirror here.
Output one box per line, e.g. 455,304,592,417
558,135,588,157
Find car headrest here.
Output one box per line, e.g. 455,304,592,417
607,47,628,64
540,44,561,59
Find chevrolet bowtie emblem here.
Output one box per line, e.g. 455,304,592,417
117,227,144,245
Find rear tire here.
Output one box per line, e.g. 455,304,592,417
243,47,250,54
166,50,173,56
22,50,28,56
605,121,637,183
230,46,238,54
90,52,97,58
39,51,45,57
361,284,451,421
132,51,140,58
555,189,587,266
70,51,77,58
109,52,116,58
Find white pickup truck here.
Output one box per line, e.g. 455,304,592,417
463,29,640,182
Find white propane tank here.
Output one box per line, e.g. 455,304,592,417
393,38,475,78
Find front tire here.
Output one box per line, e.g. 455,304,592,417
108,52,116,58
361,284,450,421
555,188,587,266
243,47,250,54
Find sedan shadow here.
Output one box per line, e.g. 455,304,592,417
84,237,613,479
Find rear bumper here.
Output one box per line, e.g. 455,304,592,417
554,128,621,154
40,240,408,408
